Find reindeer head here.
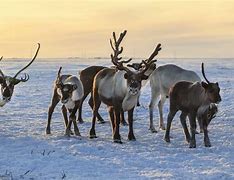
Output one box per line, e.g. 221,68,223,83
197,103,218,129
110,30,161,96
0,43,40,105
56,67,77,104
201,63,221,103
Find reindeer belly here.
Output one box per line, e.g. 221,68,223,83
99,95,113,106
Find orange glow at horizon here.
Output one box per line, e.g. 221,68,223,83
0,0,234,58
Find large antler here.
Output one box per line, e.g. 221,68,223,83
0,56,3,62
56,67,62,85
110,30,132,72
0,69,7,86
201,63,210,84
146,44,161,63
12,43,40,82
137,44,161,74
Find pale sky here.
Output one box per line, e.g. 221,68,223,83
0,0,234,58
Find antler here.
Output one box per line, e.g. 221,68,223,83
56,66,62,85
0,56,3,62
110,30,132,72
145,44,161,63
0,69,7,86
57,67,62,79
201,63,210,84
135,44,161,74
140,59,157,75
12,43,40,81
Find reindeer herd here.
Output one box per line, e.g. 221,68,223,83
0,31,221,148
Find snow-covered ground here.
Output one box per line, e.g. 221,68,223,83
0,58,233,179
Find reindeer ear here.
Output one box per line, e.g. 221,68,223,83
11,79,21,85
72,84,77,90
124,73,128,79
201,81,209,89
14,81,21,85
0,77,5,84
141,74,149,80
216,82,219,86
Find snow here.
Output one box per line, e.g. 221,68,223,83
0,58,233,179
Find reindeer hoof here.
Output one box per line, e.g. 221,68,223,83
97,119,105,124
189,142,196,148
164,136,170,143
204,140,211,147
46,129,51,135
128,135,136,141
149,127,158,133
205,143,211,147
114,139,122,144
78,119,84,124
90,135,97,139
160,125,166,130
74,131,81,136
121,121,128,126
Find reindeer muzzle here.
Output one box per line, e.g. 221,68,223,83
61,99,69,104
129,88,139,96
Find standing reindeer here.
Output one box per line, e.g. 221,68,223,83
46,67,84,136
164,63,221,148
89,30,161,143
0,43,40,107
148,64,201,132
77,58,156,125
78,65,107,124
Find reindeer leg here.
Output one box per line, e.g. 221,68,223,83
149,91,159,133
77,97,84,124
188,112,197,148
77,90,90,123
164,109,177,143
71,102,81,136
113,106,122,144
46,90,60,134
120,109,128,126
180,112,190,143
88,96,105,124
137,96,140,106
61,105,73,135
65,117,73,136
203,122,211,147
158,95,166,130
128,107,136,141
108,106,115,134
198,117,204,133
89,89,101,138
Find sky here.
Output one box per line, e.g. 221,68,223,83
0,0,234,58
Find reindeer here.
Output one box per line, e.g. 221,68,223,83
78,65,107,124
77,60,156,125
0,43,40,107
148,64,201,133
46,67,84,136
89,30,161,143
164,63,221,148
